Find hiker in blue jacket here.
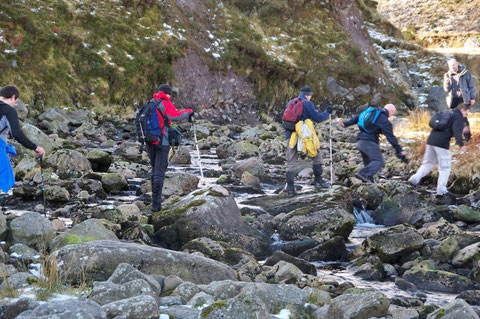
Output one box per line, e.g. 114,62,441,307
340,104,407,183
284,86,333,196
0,86,45,193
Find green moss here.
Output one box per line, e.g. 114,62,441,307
172,199,206,215
59,234,96,248
434,309,446,318
193,190,208,196
201,300,228,318
208,190,227,197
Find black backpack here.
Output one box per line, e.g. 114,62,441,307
429,111,453,131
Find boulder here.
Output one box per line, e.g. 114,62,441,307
353,225,424,263
454,205,480,223
88,205,127,224
14,99,28,120
457,290,480,306
37,107,70,135
13,158,40,181
169,146,191,164
163,172,199,197
53,240,237,285
240,171,260,188
102,295,159,319
160,305,201,318
269,261,304,284
0,213,6,239
0,272,36,289
16,299,106,319
431,236,459,263
50,219,118,251
347,256,384,281
21,123,59,155
9,243,40,262
89,279,157,306
280,238,320,257
172,282,201,301
9,212,54,249
352,183,385,210
403,261,474,293
419,218,462,240
452,242,480,267
101,173,128,193
264,251,316,275
108,263,161,295
87,150,112,171
426,86,448,111
233,141,260,159
427,299,479,319
0,297,39,319
232,157,265,178
388,305,419,319
46,149,92,179
152,186,271,257
201,296,270,319
298,236,347,262
326,291,390,319
44,185,70,202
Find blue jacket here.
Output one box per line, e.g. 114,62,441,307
284,93,330,140
343,109,403,155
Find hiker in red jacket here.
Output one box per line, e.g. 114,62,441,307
147,84,193,212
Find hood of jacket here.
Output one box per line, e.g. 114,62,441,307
153,91,170,101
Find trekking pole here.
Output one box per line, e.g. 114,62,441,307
192,120,205,186
329,114,333,187
39,155,47,216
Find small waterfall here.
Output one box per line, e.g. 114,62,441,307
270,232,284,251
353,206,376,226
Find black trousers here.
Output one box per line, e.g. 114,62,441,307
146,144,170,210
451,97,471,142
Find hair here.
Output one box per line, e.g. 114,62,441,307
457,103,470,111
0,86,20,99
447,58,457,66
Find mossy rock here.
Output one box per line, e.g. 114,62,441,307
453,205,480,223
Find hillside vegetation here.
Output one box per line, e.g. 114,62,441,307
0,0,396,117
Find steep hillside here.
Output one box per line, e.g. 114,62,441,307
0,0,401,120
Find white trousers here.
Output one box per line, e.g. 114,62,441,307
408,145,451,195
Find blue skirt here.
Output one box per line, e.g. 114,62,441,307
0,138,15,193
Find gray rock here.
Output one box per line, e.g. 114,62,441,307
0,264,18,280
9,243,40,262
158,296,186,307
89,205,127,224
45,185,70,202
89,278,157,306
240,171,260,188
152,186,271,257
299,236,347,262
233,141,260,160
54,240,237,285
16,299,106,319
419,218,462,240
427,86,448,111
159,305,201,318
46,149,92,179
102,295,158,319
101,173,128,193
87,150,112,171
108,263,161,295
163,274,183,293
403,260,474,293
201,292,270,318
10,212,54,249
0,297,39,319
327,76,349,98
188,291,215,308
172,282,201,301
347,256,384,281
0,272,36,289
427,299,479,319
0,213,7,239
452,242,480,267
327,291,390,319
163,172,199,197
354,225,424,263
14,99,28,120
457,290,480,306
353,85,370,97
232,157,265,178
303,286,331,307
22,123,59,155
51,219,118,251
37,107,70,135
389,305,419,319
170,146,191,164
268,261,304,284
199,280,249,300
264,250,316,275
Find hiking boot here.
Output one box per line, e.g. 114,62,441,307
285,171,296,197
314,179,330,189
354,173,371,183
313,164,329,189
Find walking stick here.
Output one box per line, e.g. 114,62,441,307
39,155,47,216
329,114,333,187
192,120,205,186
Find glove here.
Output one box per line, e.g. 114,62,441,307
188,112,195,123
398,154,409,164
326,107,333,114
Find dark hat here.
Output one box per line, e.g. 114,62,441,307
158,84,172,95
300,86,313,96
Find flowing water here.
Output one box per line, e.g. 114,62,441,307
1,143,458,305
